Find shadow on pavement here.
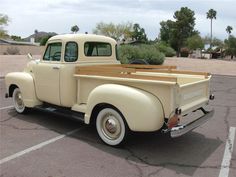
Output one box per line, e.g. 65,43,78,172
6,108,222,177
72,126,222,176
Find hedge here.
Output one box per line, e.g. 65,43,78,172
118,44,165,65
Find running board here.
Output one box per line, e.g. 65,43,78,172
35,105,85,122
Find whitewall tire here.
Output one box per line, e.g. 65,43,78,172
12,88,27,114
96,108,127,146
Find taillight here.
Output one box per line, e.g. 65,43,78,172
168,114,180,129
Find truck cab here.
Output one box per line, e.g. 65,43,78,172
32,34,119,107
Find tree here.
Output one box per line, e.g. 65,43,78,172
212,38,223,48
40,35,52,46
203,36,224,56
93,22,133,41
159,7,197,56
206,9,217,48
203,35,211,46
211,38,224,58
71,25,79,33
226,26,233,36
0,14,9,38
11,35,22,41
159,20,174,43
131,23,148,42
186,34,204,51
174,7,198,55
225,35,236,59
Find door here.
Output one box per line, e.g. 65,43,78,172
59,41,79,107
34,42,62,105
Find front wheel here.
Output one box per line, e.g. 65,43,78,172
12,88,28,114
96,107,128,146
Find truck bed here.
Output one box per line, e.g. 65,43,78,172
74,64,211,117
74,64,210,86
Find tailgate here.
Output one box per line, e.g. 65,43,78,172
177,78,210,114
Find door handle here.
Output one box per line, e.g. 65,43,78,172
52,66,60,70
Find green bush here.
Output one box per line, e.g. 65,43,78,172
118,44,165,65
5,47,20,55
117,45,140,64
154,42,176,57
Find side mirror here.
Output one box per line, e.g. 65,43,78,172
27,53,33,60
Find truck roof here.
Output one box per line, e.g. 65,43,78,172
48,34,117,44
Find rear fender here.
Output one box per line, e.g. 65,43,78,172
85,84,164,132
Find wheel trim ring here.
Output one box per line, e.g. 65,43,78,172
15,92,24,109
13,89,25,113
96,108,126,146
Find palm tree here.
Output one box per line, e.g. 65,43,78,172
226,26,233,36
34,29,38,42
71,25,79,33
206,9,217,48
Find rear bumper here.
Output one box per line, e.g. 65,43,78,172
170,107,214,138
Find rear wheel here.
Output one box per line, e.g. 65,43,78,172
96,107,128,146
12,88,28,114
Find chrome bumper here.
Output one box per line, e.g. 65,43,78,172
170,108,214,138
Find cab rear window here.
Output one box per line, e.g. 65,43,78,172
84,42,112,56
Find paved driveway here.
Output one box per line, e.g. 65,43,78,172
0,75,236,177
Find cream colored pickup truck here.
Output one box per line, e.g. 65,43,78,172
5,34,214,146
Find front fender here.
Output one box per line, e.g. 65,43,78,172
5,72,42,107
85,84,164,132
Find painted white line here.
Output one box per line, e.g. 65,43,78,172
218,127,236,177
0,128,81,165
0,105,14,110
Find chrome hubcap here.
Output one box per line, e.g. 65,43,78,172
102,114,121,140
105,119,117,133
15,91,24,110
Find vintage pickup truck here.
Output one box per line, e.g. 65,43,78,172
5,34,214,146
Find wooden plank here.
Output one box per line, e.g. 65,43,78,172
169,70,210,77
75,64,209,81
75,64,177,74
76,66,136,74
77,70,177,82
78,64,176,69
136,69,210,78
77,65,209,77
121,64,177,69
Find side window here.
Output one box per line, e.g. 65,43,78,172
43,43,62,61
64,42,78,62
84,42,112,57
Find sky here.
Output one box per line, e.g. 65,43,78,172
1,0,236,40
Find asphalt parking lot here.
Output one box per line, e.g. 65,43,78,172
0,75,236,177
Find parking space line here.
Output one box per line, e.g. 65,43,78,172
218,127,236,177
0,105,14,110
0,128,81,165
